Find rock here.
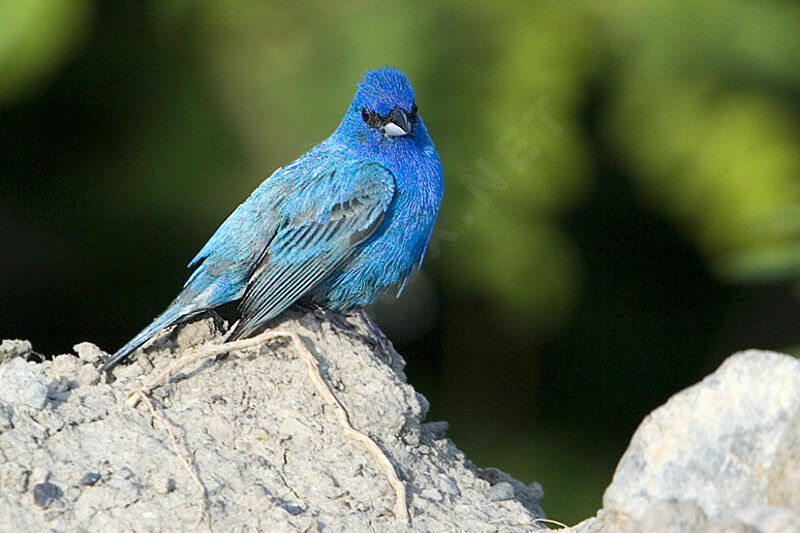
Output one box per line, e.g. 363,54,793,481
0,311,545,531
0,339,32,362
52,354,80,377
72,342,106,365
80,473,101,486
0,357,48,409
479,467,543,513
572,350,800,533
33,482,63,509
490,481,515,502
15,318,799,532
603,351,800,522
637,500,707,533
76,364,100,386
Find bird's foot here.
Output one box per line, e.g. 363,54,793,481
349,308,392,354
308,304,357,332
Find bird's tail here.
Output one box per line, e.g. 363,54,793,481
102,304,187,371
103,259,247,370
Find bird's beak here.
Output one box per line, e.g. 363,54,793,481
384,108,412,137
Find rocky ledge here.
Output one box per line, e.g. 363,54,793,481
2,310,799,532
0,311,544,532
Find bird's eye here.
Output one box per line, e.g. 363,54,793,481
411,103,418,115
361,107,385,129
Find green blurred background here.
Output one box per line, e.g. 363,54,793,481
3,0,800,524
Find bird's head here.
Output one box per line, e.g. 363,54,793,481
350,67,419,139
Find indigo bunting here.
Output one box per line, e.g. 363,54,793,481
103,67,443,369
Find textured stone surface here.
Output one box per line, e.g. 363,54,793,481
637,500,707,533
0,339,32,362
0,357,48,410
572,350,800,533
604,350,800,521
0,311,545,532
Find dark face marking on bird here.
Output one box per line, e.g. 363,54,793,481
361,104,418,137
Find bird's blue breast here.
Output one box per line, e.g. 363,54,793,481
308,132,443,309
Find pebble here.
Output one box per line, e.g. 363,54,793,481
0,340,32,362
490,481,515,501
81,472,101,486
284,504,305,515
402,430,420,447
33,482,63,509
73,343,105,365
77,365,100,386
52,354,80,377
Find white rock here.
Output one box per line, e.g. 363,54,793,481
0,339,32,362
52,354,80,377
490,481,515,501
72,342,105,365
603,350,800,522
76,365,100,386
638,500,707,532
0,357,48,410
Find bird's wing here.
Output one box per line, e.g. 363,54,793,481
187,172,278,272
231,159,396,338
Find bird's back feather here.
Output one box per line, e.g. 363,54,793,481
106,67,441,370
230,159,395,338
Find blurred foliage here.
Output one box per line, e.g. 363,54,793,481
0,0,92,102
599,1,800,281
2,0,800,525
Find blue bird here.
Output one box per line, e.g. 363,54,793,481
103,67,443,370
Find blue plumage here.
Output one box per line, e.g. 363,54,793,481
104,67,443,369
